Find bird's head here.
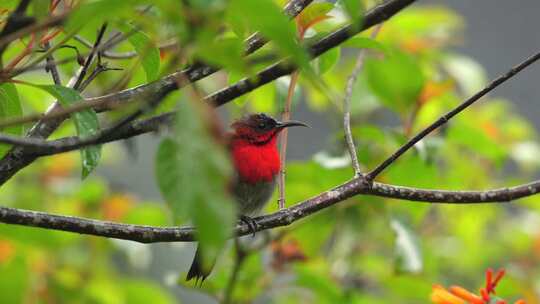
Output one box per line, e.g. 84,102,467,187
231,113,309,145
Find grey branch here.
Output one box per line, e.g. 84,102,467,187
1,177,539,243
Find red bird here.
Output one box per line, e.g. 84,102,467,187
186,113,308,282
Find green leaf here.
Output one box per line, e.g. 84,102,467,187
390,218,422,274
155,139,188,219
385,153,438,188
34,85,101,178
295,263,343,302
387,6,463,42
227,0,310,71
447,121,507,164
32,0,49,20
365,50,425,114
340,0,364,28
296,2,334,32
342,37,388,53
84,278,124,304
156,99,235,267
196,37,245,74
76,178,107,206
123,279,176,304
0,83,23,158
65,0,140,33
317,46,340,75
0,256,29,304
120,23,161,81
124,204,169,226
249,82,276,113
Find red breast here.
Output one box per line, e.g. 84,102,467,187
231,135,281,184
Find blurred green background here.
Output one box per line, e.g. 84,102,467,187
1,0,539,303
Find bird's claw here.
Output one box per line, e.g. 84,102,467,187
239,215,258,237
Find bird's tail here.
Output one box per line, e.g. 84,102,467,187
186,244,215,283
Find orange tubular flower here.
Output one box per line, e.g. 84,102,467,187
431,285,465,304
449,286,484,304
431,268,527,304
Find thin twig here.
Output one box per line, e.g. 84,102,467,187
43,41,62,85
72,23,108,90
74,35,178,59
0,177,539,243
277,71,299,209
366,50,540,180
1,45,84,77
78,63,122,91
343,23,383,176
11,29,80,78
0,13,67,57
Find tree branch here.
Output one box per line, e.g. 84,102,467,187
0,0,316,186
366,50,540,180
0,177,538,243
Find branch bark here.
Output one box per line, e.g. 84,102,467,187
1,177,538,243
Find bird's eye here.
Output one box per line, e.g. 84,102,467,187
258,122,266,129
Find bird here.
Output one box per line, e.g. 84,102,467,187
186,113,309,283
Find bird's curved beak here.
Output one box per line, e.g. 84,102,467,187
275,120,310,129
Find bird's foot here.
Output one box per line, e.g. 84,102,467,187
239,215,258,237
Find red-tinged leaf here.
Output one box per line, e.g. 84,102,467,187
296,2,334,35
